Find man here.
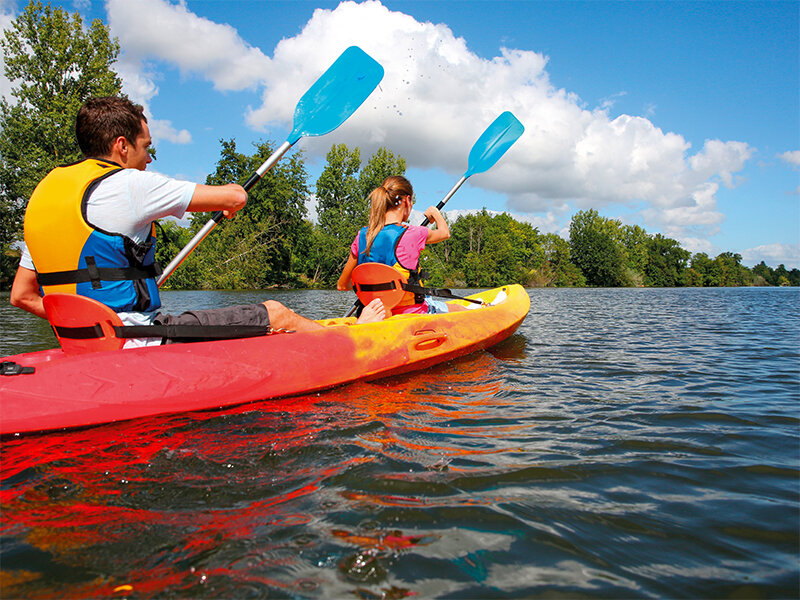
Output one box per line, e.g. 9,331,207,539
11,96,384,346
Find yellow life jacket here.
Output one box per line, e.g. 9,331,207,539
24,159,162,312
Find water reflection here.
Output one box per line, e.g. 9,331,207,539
2,288,798,598
1,339,527,597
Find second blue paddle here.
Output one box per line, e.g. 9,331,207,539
345,111,524,316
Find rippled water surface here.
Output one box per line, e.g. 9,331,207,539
1,288,798,598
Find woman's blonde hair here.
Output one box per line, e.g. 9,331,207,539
363,175,413,257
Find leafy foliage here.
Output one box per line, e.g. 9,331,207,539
569,209,629,287
644,234,691,287
0,0,794,294
0,0,122,288
158,139,309,290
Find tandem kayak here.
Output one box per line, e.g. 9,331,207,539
0,285,530,435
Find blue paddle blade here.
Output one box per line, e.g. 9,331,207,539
287,46,384,145
464,111,524,177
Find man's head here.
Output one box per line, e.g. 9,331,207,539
76,97,152,169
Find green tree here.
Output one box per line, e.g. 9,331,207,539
644,234,690,287
534,232,586,287
306,145,406,286
569,209,629,287
714,252,747,287
356,146,406,206
161,139,309,290
441,210,539,287
773,264,792,286
690,252,719,286
621,224,649,285
751,261,774,286
787,268,800,286
315,144,362,243
0,0,122,288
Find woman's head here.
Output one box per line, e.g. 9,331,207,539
364,175,414,256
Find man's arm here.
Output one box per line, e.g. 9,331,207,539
10,266,46,319
187,183,247,218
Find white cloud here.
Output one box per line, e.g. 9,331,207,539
106,0,271,93
241,1,754,244
102,0,755,245
105,0,272,146
599,91,627,111
778,150,800,168
741,242,800,269
148,118,191,145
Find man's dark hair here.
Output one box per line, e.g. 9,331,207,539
75,96,147,158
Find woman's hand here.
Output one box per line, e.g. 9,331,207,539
423,206,450,244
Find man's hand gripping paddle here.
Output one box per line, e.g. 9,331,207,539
345,111,524,316
157,46,384,287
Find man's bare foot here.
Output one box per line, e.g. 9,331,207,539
356,298,387,324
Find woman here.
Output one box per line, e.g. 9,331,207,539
337,175,451,314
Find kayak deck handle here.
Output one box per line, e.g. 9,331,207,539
412,329,448,352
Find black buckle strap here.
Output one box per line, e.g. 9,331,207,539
85,256,102,289
1,361,35,376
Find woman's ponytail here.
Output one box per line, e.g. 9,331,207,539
363,176,413,257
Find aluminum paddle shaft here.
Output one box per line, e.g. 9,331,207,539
421,111,524,226
157,47,384,287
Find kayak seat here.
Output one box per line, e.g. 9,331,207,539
351,263,407,310
351,263,485,312
43,293,125,356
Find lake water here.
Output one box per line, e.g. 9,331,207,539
1,287,798,598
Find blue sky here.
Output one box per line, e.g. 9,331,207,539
1,0,798,267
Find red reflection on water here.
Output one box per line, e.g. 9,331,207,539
345,352,527,471
332,528,438,551
1,343,525,597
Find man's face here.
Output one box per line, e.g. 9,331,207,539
128,120,153,171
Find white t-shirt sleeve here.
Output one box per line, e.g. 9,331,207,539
87,169,196,244
18,242,34,270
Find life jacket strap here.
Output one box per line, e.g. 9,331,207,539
36,263,160,287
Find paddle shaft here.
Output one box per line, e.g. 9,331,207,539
420,175,467,227
156,141,292,287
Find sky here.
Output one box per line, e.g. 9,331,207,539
1,0,798,268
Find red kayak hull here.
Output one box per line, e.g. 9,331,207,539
0,286,530,434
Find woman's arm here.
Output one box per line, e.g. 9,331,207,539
423,206,450,244
337,253,358,291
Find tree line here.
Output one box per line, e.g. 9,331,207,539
1,1,797,292
156,142,800,289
